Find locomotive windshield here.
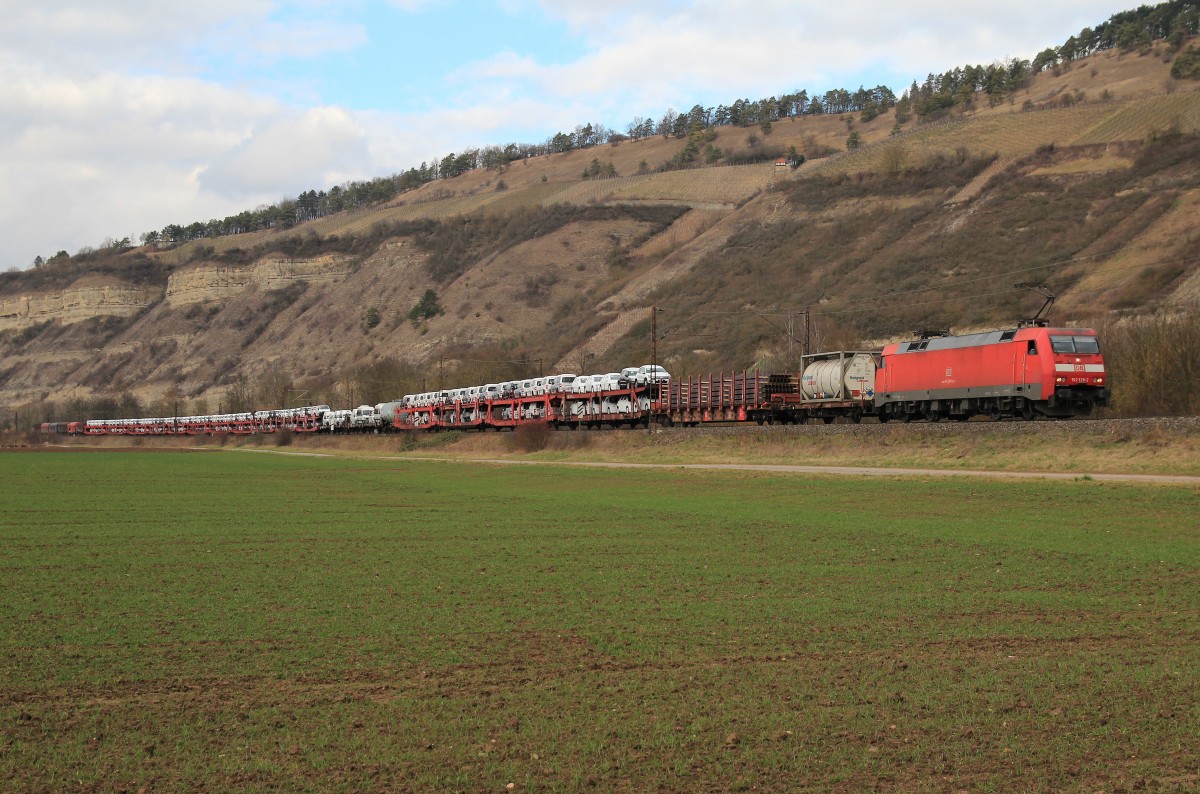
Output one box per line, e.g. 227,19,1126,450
1050,335,1101,354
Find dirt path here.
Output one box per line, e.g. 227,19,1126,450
231,448,333,458
396,456,1200,485
39,444,1199,485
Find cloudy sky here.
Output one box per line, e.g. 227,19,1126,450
1,0,1134,270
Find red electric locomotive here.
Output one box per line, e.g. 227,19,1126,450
875,326,1109,422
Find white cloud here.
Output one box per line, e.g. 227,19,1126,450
0,2,365,75
199,107,375,197
237,19,368,60
0,2,271,74
0,62,276,261
387,0,444,10
0,2,380,265
504,0,1131,103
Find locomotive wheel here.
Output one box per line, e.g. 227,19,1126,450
1020,399,1036,421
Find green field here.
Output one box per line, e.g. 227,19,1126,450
2,450,1197,791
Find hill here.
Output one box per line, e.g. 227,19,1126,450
2,43,1200,423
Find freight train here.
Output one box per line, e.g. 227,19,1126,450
50,324,1109,436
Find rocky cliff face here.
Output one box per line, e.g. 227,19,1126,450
0,282,158,332
0,254,360,410
165,255,353,307
0,254,351,333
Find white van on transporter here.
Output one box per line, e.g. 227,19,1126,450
544,374,576,393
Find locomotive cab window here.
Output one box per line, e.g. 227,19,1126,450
1050,335,1101,354
1027,340,1038,355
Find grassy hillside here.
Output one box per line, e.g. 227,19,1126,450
2,45,1199,422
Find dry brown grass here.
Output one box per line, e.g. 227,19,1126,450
1029,152,1134,175
1074,91,1200,143
531,164,774,207
1059,190,1200,312
158,229,279,266
629,208,726,259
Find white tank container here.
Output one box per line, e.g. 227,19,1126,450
801,353,877,400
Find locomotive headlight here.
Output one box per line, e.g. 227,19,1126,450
1095,377,1105,385
1056,376,1067,384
